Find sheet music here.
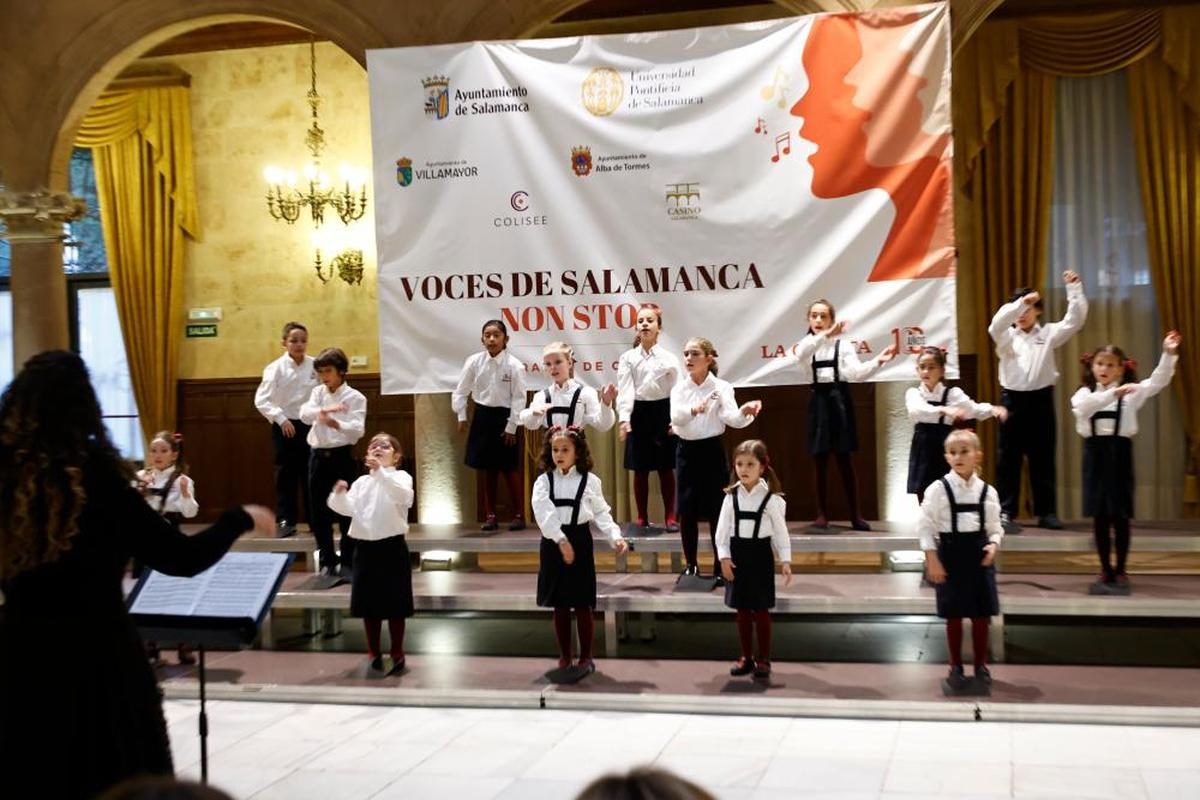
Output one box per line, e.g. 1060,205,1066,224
129,552,289,619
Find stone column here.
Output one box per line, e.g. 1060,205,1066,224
413,392,476,524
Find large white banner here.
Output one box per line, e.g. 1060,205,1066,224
369,2,955,394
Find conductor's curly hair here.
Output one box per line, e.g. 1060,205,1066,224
0,351,132,579
539,425,594,473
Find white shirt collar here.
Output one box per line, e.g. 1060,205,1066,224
555,465,580,478
736,478,769,498
945,470,980,492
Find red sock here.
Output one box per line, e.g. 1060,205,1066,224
387,618,406,660
364,619,382,659
503,469,523,519
575,607,595,661
482,470,498,518
552,608,573,663
971,617,989,668
735,610,754,660
753,610,772,662
946,618,963,666
633,471,650,524
659,469,677,525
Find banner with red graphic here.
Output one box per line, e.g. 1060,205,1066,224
368,2,954,394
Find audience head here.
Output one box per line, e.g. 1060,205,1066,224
575,767,717,800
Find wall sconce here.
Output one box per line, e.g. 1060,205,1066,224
311,226,365,285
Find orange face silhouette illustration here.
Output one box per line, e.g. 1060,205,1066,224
794,10,954,281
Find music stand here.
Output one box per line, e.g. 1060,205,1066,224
127,552,293,784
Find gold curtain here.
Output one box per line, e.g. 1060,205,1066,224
1127,52,1200,511
75,86,198,442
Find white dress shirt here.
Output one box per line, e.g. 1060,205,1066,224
134,466,199,518
714,480,791,563
905,383,994,424
792,332,888,383
326,467,413,541
989,281,1088,391
616,344,683,422
519,379,615,431
669,373,755,440
531,466,624,544
451,350,527,434
300,381,367,449
1070,352,1177,438
917,471,1004,551
254,353,318,425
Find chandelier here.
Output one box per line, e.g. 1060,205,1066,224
264,37,368,226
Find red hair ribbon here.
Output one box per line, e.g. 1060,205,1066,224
1124,358,1137,372
172,432,183,442
1080,352,1093,366
762,455,771,469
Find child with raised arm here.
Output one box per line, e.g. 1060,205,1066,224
453,319,528,531
299,347,366,581
532,426,628,675
254,321,318,537
617,303,682,531
717,439,791,679
793,299,897,530
328,432,414,674
988,270,1088,531
906,346,1007,503
919,430,1004,692
520,341,616,432
1072,332,1181,595
670,337,762,583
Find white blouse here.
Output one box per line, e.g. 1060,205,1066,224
988,280,1088,391
792,332,888,384
134,466,199,518
905,383,994,424
1070,352,1177,438
299,382,367,449
451,350,527,434
531,467,623,545
916,471,1004,551
254,353,318,425
326,467,414,542
519,379,615,431
616,344,682,422
669,373,755,441
714,480,791,563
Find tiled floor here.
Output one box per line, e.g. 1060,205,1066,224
168,700,1200,800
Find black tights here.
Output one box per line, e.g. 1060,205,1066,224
1093,514,1131,580
680,511,720,571
813,452,862,521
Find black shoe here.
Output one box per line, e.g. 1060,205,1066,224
387,657,406,676
850,518,871,532
1038,514,1064,530
481,515,499,532
1000,514,1023,535
681,565,699,578
508,516,526,531
945,665,969,691
730,657,756,676
974,665,992,686
753,660,772,679
713,575,727,588
276,520,296,539
665,520,680,533
576,658,596,674
369,656,385,673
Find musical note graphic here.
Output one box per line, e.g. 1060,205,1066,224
759,67,791,109
754,117,767,135
770,132,791,163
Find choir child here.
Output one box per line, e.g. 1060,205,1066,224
520,341,617,432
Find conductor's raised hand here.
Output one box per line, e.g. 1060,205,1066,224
1164,330,1182,355
781,562,793,586
1063,270,1081,285
720,557,735,583
558,539,576,565
241,504,276,537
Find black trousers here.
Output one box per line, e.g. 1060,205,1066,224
308,445,358,571
997,387,1057,518
271,419,311,525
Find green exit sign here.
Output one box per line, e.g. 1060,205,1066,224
186,323,218,338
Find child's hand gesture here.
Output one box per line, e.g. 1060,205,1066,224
949,406,971,422
781,562,793,586
1063,270,1081,285
992,406,1009,422
333,480,349,494
691,399,709,416
878,343,899,364
926,552,947,584
614,538,629,555
600,383,618,406
740,400,763,418
619,421,631,441
981,543,998,568
720,557,735,583
318,407,340,428
558,539,576,564
1164,330,1182,355
826,320,848,338
1022,290,1041,306
179,475,192,499
1114,384,1138,398
365,454,380,471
